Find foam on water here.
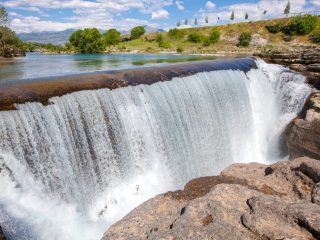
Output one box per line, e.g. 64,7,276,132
0,60,312,240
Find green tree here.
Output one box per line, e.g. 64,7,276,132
156,33,164,43
194,18,198,26
0,26,23,53
282,15,318,35
177,21,181,27
69,28,106,53
263,10,267,15
131,26,145,39
238,32,252,47
284,1,290,15
184,19,188,25
0,5,8,25
104,28,121,46
188,32,203,43
230,11,235,21
205,16,209,24
245,13,248,20
208,28,221,44
168,28,185,39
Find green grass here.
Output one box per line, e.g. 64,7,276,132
110,16,320,54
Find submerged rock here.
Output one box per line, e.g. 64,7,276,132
102,157,320,240
285,92,320,160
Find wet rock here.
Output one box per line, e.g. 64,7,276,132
257,45,320,89
312,182,320,205
285,92,320,160
102,157,320,240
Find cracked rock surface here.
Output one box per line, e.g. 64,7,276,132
102,157,320,240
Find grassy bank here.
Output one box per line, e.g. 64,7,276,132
109,16,320,55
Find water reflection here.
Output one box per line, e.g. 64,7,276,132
0,53,222,81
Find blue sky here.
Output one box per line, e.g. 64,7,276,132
1,0,320,33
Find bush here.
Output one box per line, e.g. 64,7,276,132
311,31,320,44
158,41,171,49
156,33,164,43
131,26,145,39
208,28,221,44
282,15,318,35
188,32,203,43
146,47,157,53
238,32,252,47
176,46,184,53
168,28,185,39
265,24,283,34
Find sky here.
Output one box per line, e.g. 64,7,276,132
1,0,320,33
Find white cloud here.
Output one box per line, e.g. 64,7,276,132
176,0,184,10
3,0,173,32
151,9,169,19
206,1,216,9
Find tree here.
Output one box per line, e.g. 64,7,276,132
194,18,198,26
131,26,145,39
104,28,121,46
218,16,220,21
230,11,235,21
245,13,248,20
208,28,221,44
263,10,267,15
205,16,209,24
0,6,8,25
177,21,181,27
0,26,23,53
168,28,185,39
69,28,106,53
238,32,252,47
184,19,188,25
188,32,203,43
284,1,290,15
156,33,164,43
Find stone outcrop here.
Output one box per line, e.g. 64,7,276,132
285,92,320,160
102,157,320,240
257,45,320,89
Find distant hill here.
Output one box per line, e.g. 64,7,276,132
18,26,165,45
18,29,75,45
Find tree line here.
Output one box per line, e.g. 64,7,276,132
69,26,145,53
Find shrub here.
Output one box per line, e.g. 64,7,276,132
282,15,318,35
188,32,203,43
208,28,221,44
311,31,320,44
69,28,106,53
158,41,171,49
131,26,145,39
265,24,283,34
168,28,185,39
238,32,251,47
146,47,157,53
176,46,184,53
156,33,164,43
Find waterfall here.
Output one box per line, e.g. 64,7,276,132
0,59,312,240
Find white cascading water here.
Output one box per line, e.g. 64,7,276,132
0,59,312,240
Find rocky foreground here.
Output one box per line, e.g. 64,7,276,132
103,91,320,239
103,157,320,240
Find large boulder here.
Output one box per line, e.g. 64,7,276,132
285,92,320,160
102,157,320,240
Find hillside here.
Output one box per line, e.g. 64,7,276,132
112,16,320,54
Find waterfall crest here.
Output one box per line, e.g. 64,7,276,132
0,60,312,240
